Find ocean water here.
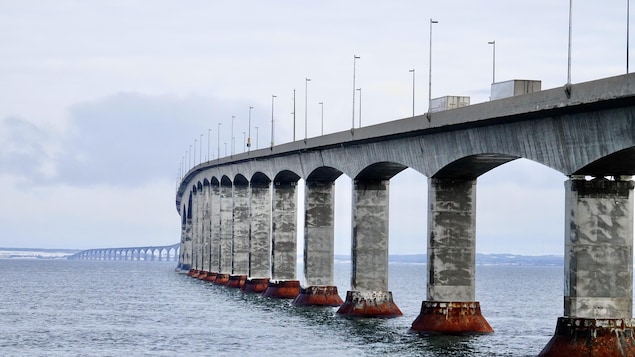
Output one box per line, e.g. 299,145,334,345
0,259,562,356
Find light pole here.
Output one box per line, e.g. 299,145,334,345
409,69,415,116
428,19,438,119
628,0,631,73
292,89,296,141
567,0,572,85
242,132,246,152
352,55,360,129
217,123,221,161
305,77,311,140
199,134,202,164
193,139,197,166
271,95,276,148
319,101,324,135
357,88,362,127
189,145,192,170
255,126,259,149
207,129,211,161
248,106,253,152
488,41,496,84
224,142,227,156
185,151,188,172
231,115,235,156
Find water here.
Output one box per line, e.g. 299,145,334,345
0,259,562,356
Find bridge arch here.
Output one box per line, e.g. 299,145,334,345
573,147,635,177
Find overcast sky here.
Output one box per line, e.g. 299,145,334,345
0,1,631,255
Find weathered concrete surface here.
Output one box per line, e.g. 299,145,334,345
303,180,335,286
183,197,193,270
210,182,220,273
564,178,634,319
292,286,343,307
219,178,233,274
201,184,211,272
350,179,389,292
231,178,250,275
271,181,297,280
410,301,493,334
194,187,203,271
427,178,476,301
249,179,271,278
337,291,402,317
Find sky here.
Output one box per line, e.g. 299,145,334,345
0,1,631,255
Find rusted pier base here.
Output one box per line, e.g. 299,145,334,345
196,271,209,280
242,278,269,293
262,280,301,299
225,274,247,289
292,286,344,307
213,273,230,285
187,269,200,278
538,318,635,356
336,291,402,317
410,301,493,335
203,272,217,282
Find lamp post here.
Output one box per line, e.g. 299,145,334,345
188,145,192,170
488,41,496,84
217,123,221,161
248,106,253,152
185,151,188,172
271,95,276,148
319,101,324,135
242,132,246,152
255,126,259,149
207,128,211,161
428,19,438,119
409,69,415,116
292,89,296,141
199,134,202,164
224,142,227,156
357,88,362,127
305,77,311,140
193,139,197,166
567,0,572,85
628,0,631,73
231,115,235,156
352,55,360,129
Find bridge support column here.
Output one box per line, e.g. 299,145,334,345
209,180,221,276
228,178,250,289
294,179,343,307
214,177,233,285
411,178,492,334
263,179,300,299
201,183,211,275
180,196,193,272
337,179,402,317
243,177,272,293
193,187,203,274
539,177,635,356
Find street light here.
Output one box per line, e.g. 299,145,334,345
189,145,192,170
231,115,235,155
409,69,415,116
271,95,276,148
488,41,496,84
567,0,572,85
352,55,360,129
428,19,438,119
242,132,246,152
305,77,311,141
224,142,227,156
193,139,197,166
628,0,631,73
217,123,221,161
319,101,324,136
255,126,259,149
248,106,253,152
207,128,211,162
356,88,362,127
292,89,296,141
199,134,203,165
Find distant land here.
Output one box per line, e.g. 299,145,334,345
0,248,563,266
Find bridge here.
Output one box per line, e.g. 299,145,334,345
68,243,179,262
175,73,635,356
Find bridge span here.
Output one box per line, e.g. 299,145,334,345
69,243,179,262
176,73,635,355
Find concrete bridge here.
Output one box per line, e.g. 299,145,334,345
69,243,179,262
176,73,635,356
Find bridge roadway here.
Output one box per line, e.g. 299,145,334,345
69,243,179,262
176,73,635,356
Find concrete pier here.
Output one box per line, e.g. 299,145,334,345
182,194,193,271
337,179,401,317
294,178,343,307
263,174,300,299
228,176,250,288
244,174,272,293
210,179,221,274
411,178,492,334
219,177,233,275
539,178,635,356
201,182,211,273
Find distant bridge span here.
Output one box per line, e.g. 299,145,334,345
68,243,179,262
176,74,635,355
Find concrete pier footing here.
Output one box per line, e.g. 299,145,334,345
292,286,343,307
203,272,217,282
213,273,230,285
336,290,402,317
242,278,269,293
225,274,247,288
410,301,493,335
262,280,301,299
538,318,635,357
